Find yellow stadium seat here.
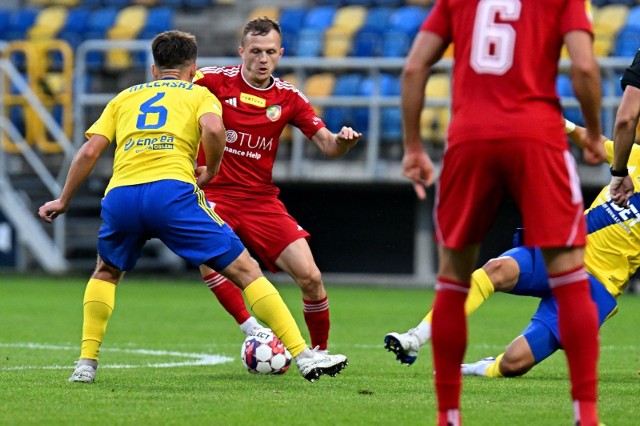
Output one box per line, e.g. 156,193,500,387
593,4,628,37
421,73,451,144
28,6,68,40
323,28,352,58
305,73,336,97
107,6,149,70
247,6,279,21
332,6,366,35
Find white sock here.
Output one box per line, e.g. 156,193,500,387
412,321,432,346
239,316,261,336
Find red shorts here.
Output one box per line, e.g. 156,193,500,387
435,139,586,249
206,195,310,272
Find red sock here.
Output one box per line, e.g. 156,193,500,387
303,297,330,350
549,266,599,425
203,272,251,325
432,276,469,417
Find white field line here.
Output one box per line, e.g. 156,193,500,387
0,342,234,371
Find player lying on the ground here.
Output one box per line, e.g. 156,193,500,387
384,118,637,377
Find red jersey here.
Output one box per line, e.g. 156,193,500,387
421,0,593,147
193,65,325,198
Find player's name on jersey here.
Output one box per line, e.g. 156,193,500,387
128,81,194,92
124,135,175,152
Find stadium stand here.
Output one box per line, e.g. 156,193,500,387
323,5,365,58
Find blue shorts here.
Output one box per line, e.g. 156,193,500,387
98,180,245,271
504,246,618,363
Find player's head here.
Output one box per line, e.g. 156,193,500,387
239,17,283,89
151,30,198,79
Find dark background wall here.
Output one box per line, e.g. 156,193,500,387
277,182,603,275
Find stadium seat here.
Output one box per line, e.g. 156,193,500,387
351,29,381,57
381,31,412,57
57,7,92,50
374,0,405,6
103,0,131,7
387,6,430,36
324,5,366,57
246,6,279,21
0,9,14,41
107,5,149,70
556,74,582,126
323,73,363,130
614,26,640,57
304,6,337,30
279,7,307,56
138,7,174,40
360,7,393,32
2,8,39,41
27,6,68,41
182,0,214,9
593,4,628,38
296,28,324,57
421,73,451,144
353,73,398,132
626,5,640,29
305,73,336,116
82,7,119,71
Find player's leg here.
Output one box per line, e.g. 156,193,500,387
214,249,347,381
275,238,331,351
70,185,145,383
69,257,123,383
544,247,599,425
199,264,261,336
385,247,535,365
432,244,478,426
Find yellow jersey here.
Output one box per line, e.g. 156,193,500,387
584,140,640,297
86,79,223,194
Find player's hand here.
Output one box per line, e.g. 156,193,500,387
195,165,217,188
38,199,68,223
609,175,634,208
402,146,435,200
335,126,362,150
582,134,607,165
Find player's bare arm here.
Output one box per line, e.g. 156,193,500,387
196,112,226,188
564,30,603,165
311,126,361,158
401,31,445,199
610,84,640,207
38,134,110,223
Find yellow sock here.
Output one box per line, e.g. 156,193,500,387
80,278,116,360
484,353,504,378
423,268,496,323
244,277,307,357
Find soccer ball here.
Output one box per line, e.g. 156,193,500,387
241,328,292,374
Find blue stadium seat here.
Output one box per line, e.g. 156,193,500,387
2,8,39,41
57,7,92,50
557,74,582,126
351,29,381,56
373,0,404,6
323,73,363,130
303,6,337,30
388,6,430,36
626,6,640,29
361,7,393,32
354,73,400,133
614,26,640,57
138,7,174,40
279,7,307,56
182,0,214,9
103,0,131,7
381,30,412,57
0,9,13,40
84,7,119,40
296,28,324,57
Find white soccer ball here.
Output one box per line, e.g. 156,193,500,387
241,328,292,374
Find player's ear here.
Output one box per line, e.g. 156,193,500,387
151,64,159,80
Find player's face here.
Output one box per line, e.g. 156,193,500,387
239,30,283,89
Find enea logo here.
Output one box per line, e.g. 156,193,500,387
266,105,281,122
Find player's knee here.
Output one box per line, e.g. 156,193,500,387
294,266,322,292
499,354,533,377
482,257,518,292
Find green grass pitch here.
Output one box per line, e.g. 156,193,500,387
1,274,638,425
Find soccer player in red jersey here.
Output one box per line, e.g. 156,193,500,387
400,1,604,425
192,18,361,352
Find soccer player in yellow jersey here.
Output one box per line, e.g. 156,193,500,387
385,117,637,378
37,30,347,383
